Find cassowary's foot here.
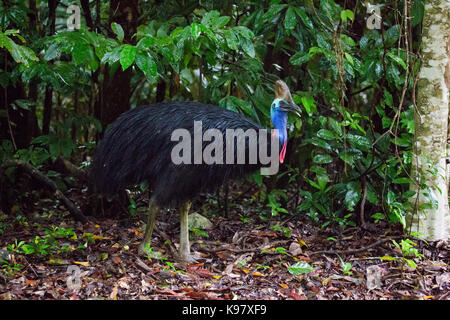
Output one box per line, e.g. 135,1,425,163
139,197,160,257
177,201,195,263
177,250,198,264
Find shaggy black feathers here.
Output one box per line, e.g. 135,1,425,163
91,101,274,206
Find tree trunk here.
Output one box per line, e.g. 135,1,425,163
42,0,58,135
407,0,450,241
97,0,138,129
42,85,53,135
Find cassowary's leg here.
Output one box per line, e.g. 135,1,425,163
138,196,159,255
178,201,192,261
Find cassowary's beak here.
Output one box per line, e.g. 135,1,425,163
280,101,302,117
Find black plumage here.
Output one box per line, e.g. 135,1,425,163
91,101,270,206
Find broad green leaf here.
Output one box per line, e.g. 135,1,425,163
224,29,239,50
229,96,254,117
329,118,343,136
341,34,356,47
346,134,371,151
345,182,361,211
44,42,60,61
290,52,309,66
387,52,407,70
297,201,312,211
111,22,124,43
340,9,354,23
309,137,332,151
383,88,394,107
87,47,98,71
101,46,121,64
284,6,297,31
339,149,362,166
119,44,136,70
201,10,230,29
263,4,288,20
405,259,417,269
386,190,396,204
13,99,34,110
201,10,220,27
287,261,313,275
294,7,313,29
393,177,410,184
411,0,424,27
137,36,156,49
9,41,37,66
239,36,255,57
300,96,316,114
316,33,331,51
384,25,400,47
317,129,335,140
313,154,333,164
233,26,255,39
4,29,20,36
344,52,354,66
72,43,90,65
367,187,379,205
308,46,324,57
135,50,157,77
191,23,202,40
215,16,231,28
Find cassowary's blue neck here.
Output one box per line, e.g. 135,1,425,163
270,106,288,163
271,109,288,145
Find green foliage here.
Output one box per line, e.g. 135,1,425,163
270,225,292,238
0,0,426,232
287,260,313,275
0,29,38,67
338,255,353,275
266,189,288,216
381,236,425,270
190,228,209,239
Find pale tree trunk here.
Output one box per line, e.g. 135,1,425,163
408,0,450,241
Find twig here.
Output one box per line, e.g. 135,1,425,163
3,53,17,152
153,225,178,257
350,85,373,96
22,256,39,278
309,236,404,256
360,177,368,228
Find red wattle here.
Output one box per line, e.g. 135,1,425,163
280,141,287,163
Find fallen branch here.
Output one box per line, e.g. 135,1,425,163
54,157,89,181
0,160,88,223
309,236,404,256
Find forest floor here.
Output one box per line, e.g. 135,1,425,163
0,184,449,300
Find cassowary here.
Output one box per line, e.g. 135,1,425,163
91,80,300,261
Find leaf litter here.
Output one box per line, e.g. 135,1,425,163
0,187,448,300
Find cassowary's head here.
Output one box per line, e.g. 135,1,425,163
270,80,301,163
271,80,301,119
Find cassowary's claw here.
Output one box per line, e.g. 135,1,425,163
177,252,198,264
